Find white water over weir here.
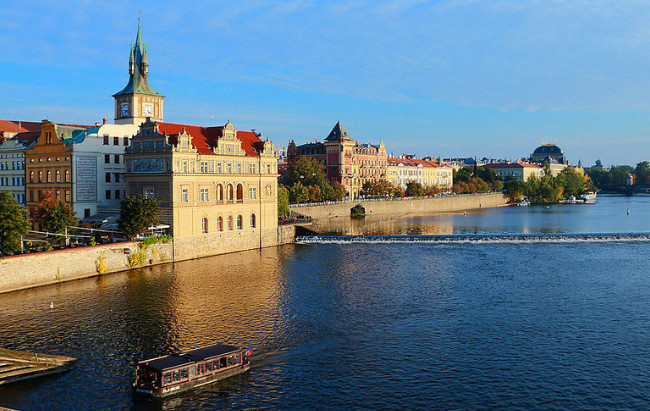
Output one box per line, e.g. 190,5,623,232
296,233,650,244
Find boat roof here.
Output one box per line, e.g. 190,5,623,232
139,344,241,372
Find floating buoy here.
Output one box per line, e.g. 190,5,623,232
627,209,630,216
49,302,54,309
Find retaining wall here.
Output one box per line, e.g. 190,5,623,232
290,192,507,219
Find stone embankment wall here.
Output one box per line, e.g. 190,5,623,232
0,241,172,294
0,225,297,294
290,193,507,219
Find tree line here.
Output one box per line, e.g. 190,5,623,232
586,161,650,187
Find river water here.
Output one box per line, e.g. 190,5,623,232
2,195,650,410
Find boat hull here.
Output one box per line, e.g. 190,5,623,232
133,363,250,399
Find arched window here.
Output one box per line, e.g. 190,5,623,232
216,184,223,202
55,170,61,182
236,215,242,230
217,216,223,231
236,184,244,202
227,216,233,230
202,217,208,234
46,170,52,182
38,171,43,182
65,170,70,182
250,214,256,228
227,184,234,202
29,171,34,183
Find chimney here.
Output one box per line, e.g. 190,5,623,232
103,117,107,125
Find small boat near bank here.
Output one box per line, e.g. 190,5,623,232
132,344,251,398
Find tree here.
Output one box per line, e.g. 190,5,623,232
504,179,525,202
278,184,290,216
118,195,161,240
405,181,426,197
307,185,322,202
635,161,650,185
288,182,309,204
331,182,347,200
0,192,30,254
454,167,474,183
34,191,77,241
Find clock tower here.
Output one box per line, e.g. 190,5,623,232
113,21,164,125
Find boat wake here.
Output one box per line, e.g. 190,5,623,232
296,233,650,245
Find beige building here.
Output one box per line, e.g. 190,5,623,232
387,156,453,191
124,119,278,257
484,162,544,181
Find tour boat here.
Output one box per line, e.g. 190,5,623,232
132,343,251,398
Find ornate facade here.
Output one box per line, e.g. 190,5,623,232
124,119,278,241
288,121,387,199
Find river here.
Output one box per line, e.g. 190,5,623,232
1,195,650,410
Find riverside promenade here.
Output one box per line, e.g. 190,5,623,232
290,192,507,219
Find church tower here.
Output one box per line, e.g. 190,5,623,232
113,21,164,125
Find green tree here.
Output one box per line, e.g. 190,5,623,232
118,195,162,240
278,184,290,216
288,182,309,204
405,181,426,197
635,161,650,185
556,168,591,198
504,179,525,202
34,191,77,242
307,185,322,202
0,192,31,254
454,167,474,183
331,182,347,200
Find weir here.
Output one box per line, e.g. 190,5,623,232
296,232,650,244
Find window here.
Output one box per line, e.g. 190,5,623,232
228,356,234,366
200,188,209,201
123,137,128,146
202,217,208,234
56,170,61,182
189,366,196,378
213,359,220,370
180,368,188,380
236,184,243,202
200,161,208,173
237,215,242,230
267,164,271,174
227,216,233,230
182,161,187,173
105,173,111,183
38,171,43,182
237,163,242,174
106,190,111,200
114,154,120,164
249,187,257,199
250,214,256,228
235,354,241,364
115,190,120,199
163,373,172,385
217,163,222,173
144,187,154,198
172,370,180,382
182,188,188,202
104,154,110,164
217,216,223,231
65,170,70,182
65,190,70,202
114,173,120,183
227,163,232,173
220,357,227,368
103,136,109,145
29,171,34,183
217,184,223,201
113,136,119,145
205,362,212,372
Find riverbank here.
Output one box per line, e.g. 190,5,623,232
0,225,296,295
290,192,507,220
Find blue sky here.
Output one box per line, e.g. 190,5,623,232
2,0,650,166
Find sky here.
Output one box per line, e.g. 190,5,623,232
2,0,650,166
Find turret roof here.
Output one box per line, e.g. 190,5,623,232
324,121,353,142
113,21,163,97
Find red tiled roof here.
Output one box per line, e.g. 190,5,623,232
388,157,442,167
0,120,41,133
157,122,262,156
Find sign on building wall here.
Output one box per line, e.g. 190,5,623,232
76,156,97,201
133,158,165,173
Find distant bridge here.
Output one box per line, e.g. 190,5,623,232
598,185,650,196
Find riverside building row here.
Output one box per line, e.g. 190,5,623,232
0,22,278,251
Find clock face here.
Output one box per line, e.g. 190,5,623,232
143,103,154,117
121,103,129,117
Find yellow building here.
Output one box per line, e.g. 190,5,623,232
387,156,453,191
124,119,278,258
484,162,544,181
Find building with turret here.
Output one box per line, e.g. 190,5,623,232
287,121,387,199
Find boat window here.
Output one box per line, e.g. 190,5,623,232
205,362,212,372
220,357,227,368
213,359,219,370
189,365,196,378
172,370,180,382
235,354,241,364
181,368,188,380
163,373,172,385
228,356,234,366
